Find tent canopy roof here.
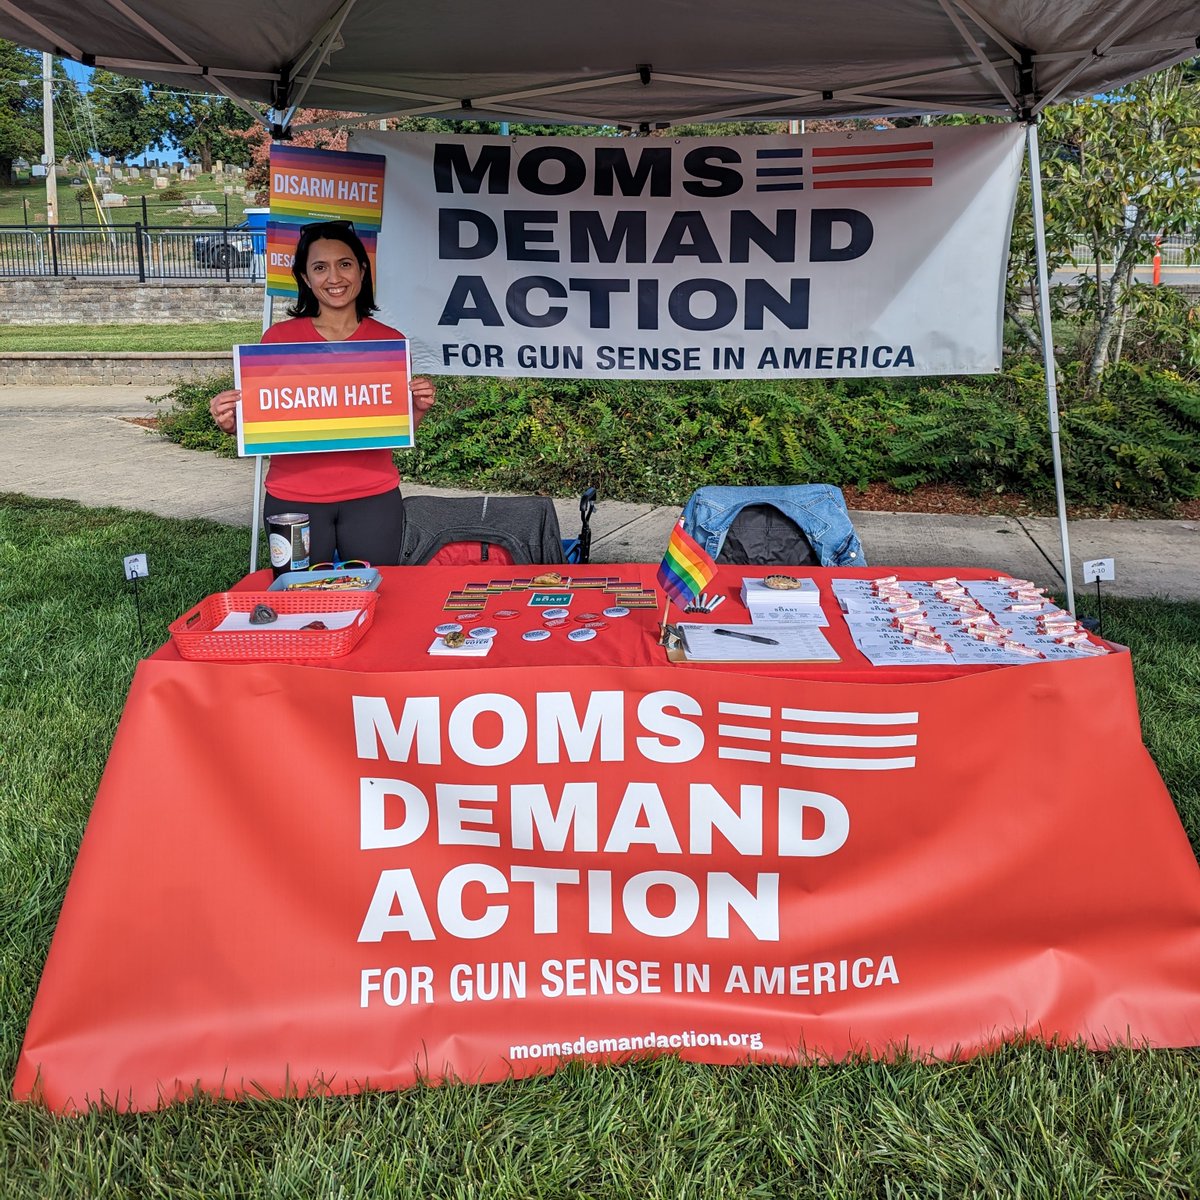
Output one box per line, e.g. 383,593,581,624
3,1,1196,129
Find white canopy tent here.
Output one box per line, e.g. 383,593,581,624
1,1,1194,129
3,0,1196,602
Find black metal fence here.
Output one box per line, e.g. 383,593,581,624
0,224,264,282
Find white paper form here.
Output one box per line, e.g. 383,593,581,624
678,623,840,663
747,607,830,627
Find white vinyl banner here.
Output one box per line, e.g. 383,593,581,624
353,125,1024,380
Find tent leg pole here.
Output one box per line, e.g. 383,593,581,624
249,290,275,573
249,456,264,573
1025,120,1075,614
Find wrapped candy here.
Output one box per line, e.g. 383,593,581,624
907,630,951,651
972,628,1007,646
1003,640,1045,659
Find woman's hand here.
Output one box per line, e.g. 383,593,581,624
210,388,241,434
411,377,437,428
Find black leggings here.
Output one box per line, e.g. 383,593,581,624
264,488,406,566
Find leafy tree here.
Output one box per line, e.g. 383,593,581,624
0,40,52,183
1028,66,1200,384
653,121,786,138
230,108,349,199
147,90,254,172
0,40,84,193
86,69,160,162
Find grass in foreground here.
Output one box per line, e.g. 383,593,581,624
0,322,259,353
1,494,1198,1199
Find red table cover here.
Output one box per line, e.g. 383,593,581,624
15,566,1200,1112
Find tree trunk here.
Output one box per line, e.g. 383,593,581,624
1111,259,1137,369
1087,213,1145,386
1006,303,1043,357
198,142,213,173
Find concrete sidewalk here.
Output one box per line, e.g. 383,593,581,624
2,385,1197,601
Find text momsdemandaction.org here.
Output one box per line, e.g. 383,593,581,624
508,1027,766,1061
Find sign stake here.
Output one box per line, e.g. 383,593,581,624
123,553,148,643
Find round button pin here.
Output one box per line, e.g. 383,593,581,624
603,606,630,618
542,607,570,620
469,626,498,639
574,611,601,622
583,620,609,630
494,608,521,620
567,627,597,642
434,622,463,635
522,629,551,642
543,617,568,628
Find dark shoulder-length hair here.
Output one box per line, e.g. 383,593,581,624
287,220,378,320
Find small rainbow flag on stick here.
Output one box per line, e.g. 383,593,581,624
656,520,717,608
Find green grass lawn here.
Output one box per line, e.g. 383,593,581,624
0,322,259,352
2,172,253,229
2,494,1198,1199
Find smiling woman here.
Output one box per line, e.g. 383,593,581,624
207,220,439,565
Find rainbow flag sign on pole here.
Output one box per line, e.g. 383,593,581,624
234,340,413,457
656,519,717,607
266,146,386,298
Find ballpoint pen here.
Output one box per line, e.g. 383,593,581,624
713,627,779,646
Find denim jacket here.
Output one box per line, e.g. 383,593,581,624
680,485,866,567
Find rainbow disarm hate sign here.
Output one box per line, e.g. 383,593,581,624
234,340,412,457
267,146,386,298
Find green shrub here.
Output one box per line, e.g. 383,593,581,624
152,374,237,455
153,365,1200,511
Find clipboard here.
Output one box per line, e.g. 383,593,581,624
666,623,841,664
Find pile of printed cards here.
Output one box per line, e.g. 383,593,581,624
428,621,497,656
443,576,658,612
833,575,1110,666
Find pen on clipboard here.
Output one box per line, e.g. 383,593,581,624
713,627,779,646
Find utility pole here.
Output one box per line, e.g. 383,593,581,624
42,52,58,225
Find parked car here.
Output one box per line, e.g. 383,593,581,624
193,221,254,269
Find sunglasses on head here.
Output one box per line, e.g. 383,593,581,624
299,219,356,240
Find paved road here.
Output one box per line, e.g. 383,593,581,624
2,385,1196,601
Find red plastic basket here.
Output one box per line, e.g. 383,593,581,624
168,591,377,663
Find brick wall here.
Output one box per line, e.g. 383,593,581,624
1,351,232,386
0,278,263,325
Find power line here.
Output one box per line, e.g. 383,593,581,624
7,73,264,106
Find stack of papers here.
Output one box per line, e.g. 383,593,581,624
741,577,827,627
427,637,494,657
